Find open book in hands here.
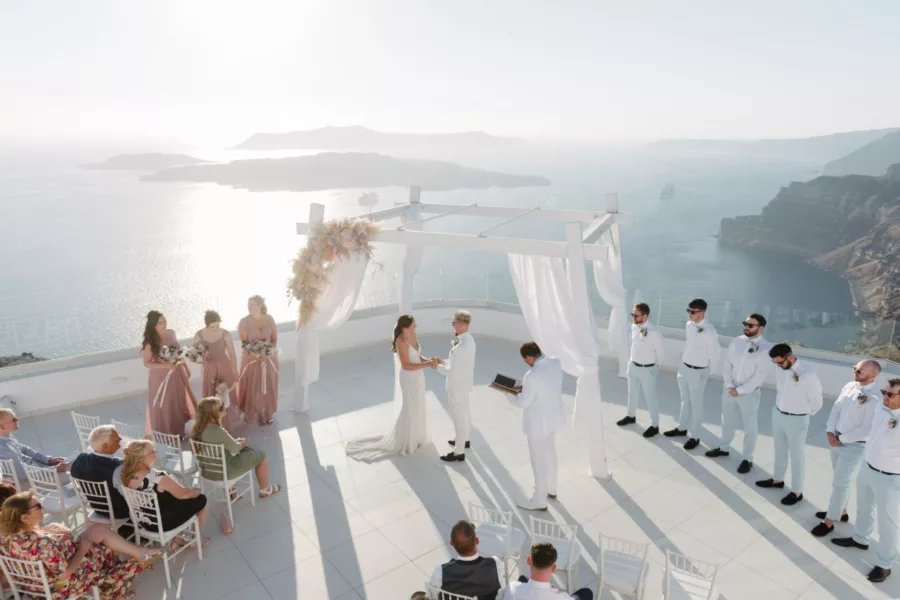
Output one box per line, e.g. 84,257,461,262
490,373,523,395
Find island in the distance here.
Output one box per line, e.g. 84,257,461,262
84,153,210,172
142,152,549,191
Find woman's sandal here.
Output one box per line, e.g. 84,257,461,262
138,549,164,569
221,517,234,535
259,484,282,498
264,418,274,425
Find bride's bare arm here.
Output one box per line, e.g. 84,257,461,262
397,339,430,371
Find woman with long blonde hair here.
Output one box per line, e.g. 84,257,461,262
237,295,279,425
113,440,210,547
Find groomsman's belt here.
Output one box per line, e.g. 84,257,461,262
868,463,900,476
777,407,807,416
683,363,707,370
632,361,656,368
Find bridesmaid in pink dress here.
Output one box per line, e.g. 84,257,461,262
194,310,241,432
141,311,198,437
237,296,279,426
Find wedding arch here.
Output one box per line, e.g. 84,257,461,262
292,187,633,479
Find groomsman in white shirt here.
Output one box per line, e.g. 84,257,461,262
833,377,900,583
665,298,720,451
756,343,823,506
811,359,881,537
617,302,665,438
705,313,772,474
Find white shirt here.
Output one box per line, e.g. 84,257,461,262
503,579,578,600
826,381,881,444
507,356,566,438
773,359,823,416
428,553,504,600
865,404,900,474
722,335,772,395
681,319,720,368
630,322,665,365
437,332,476,393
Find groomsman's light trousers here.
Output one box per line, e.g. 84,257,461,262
677,363,709,438
853,465,900,569
772,408,810,493
449,390,471,454
719,388,761,460
627,363,660,426
527,432,558,501
826,440,865,521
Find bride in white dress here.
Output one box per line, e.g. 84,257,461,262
346,314,436,462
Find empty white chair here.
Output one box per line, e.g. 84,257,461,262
596,534,650,600
190,439,254,531
151,430,197,484
426,584,476,600
529,516,580,594
23,464,81,529
71,412,100,452
122,487,203,588
468,502,527,581
110,419,143,443
0,458,23,490
0,555,100,599
664,550,719,600
71,478,131,534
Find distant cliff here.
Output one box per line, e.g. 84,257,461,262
719,164,900,319
143,152,549,191
84,153,209,171
823,131,900,177
234,126,527,151
0,353,46,368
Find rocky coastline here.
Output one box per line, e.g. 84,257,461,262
0,352,47,368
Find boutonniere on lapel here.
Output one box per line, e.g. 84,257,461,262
792,371,800,383
451,338,459,348
748,342,759,354
695,325,705,334
857,393,868,405
889,417,897,429
639,328,648,338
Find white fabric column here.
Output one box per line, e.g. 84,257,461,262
294,254,369,412
593,228,629,377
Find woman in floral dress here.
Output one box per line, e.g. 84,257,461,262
194,310,240,432
237,296,279,425
0,490,160,599
142,310,198,436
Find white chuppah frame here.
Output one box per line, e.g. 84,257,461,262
294,187,633,479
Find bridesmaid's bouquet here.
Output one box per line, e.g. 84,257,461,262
185,342,207,364
159,345,187,365
243,340,279,358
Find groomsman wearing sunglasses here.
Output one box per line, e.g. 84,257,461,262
617,302,666,438
833,378,900,583
705,314,773,474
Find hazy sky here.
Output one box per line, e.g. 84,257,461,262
2,0,899,144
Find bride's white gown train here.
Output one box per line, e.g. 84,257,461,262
345,344,429,462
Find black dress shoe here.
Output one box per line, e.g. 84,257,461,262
868,566,892,583
448,440,471,449
755,478,785,489
664,428,687,437
781,492,803,506
440,452,465,462
643,426,659,439
831,537,869,550
705,447,729,458
810,522,834,537
547,493,558,500
737,460,753,474
815,511,849,522
617,416,636,426
684,438,700,450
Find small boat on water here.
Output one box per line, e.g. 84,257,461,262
358,192,380,210
660,183,675,200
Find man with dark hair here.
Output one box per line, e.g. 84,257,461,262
832,377,900,583
503,542,593,599
812,359,881,537
618,302,665,438
428,520,504,600
508,342,566,511
756,343,823,506
705,313,772,474
665,298,720,451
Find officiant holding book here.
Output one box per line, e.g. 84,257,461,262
437,311,477,463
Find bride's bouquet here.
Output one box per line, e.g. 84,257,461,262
242,340,279,359
159,345,187,366
184,341,207,364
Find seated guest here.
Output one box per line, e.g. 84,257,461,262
0,490,161,599
0,408,70,484
504,543,592,600
428,520,504,600
190,397,281,534
70,425,129,520
0,482,16,504
114,439,211,548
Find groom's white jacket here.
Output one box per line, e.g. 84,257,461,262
437,332,476,395
509,355,566,438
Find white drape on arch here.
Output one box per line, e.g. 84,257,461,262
294,253,369,412
592,229,629,376
508,254,608,478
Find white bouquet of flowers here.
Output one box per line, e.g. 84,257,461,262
185,341,207,364
159,345,187,365
243,340,279,358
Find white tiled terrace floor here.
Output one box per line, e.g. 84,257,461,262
14,335,900,599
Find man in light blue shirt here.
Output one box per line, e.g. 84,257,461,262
0,408,70,485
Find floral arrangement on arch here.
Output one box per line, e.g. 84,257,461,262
288,217,381,326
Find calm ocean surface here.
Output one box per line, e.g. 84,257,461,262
0,144,857,360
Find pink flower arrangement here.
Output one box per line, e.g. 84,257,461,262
288,217,380,326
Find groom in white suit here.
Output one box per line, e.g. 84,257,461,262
508,341,566,511
438,311,477,462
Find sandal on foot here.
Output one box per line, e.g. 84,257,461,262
264,419,274,425
259,484,281,498
221,517,234,535
169,536,188,550
229,487,238,501
201,537,212,548
138,549,163,569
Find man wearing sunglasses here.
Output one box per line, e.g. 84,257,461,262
705,314,772,474
811,360,881,538
665,298,720,451
756,343,823,506
832,378,900,583
617,302,665,438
